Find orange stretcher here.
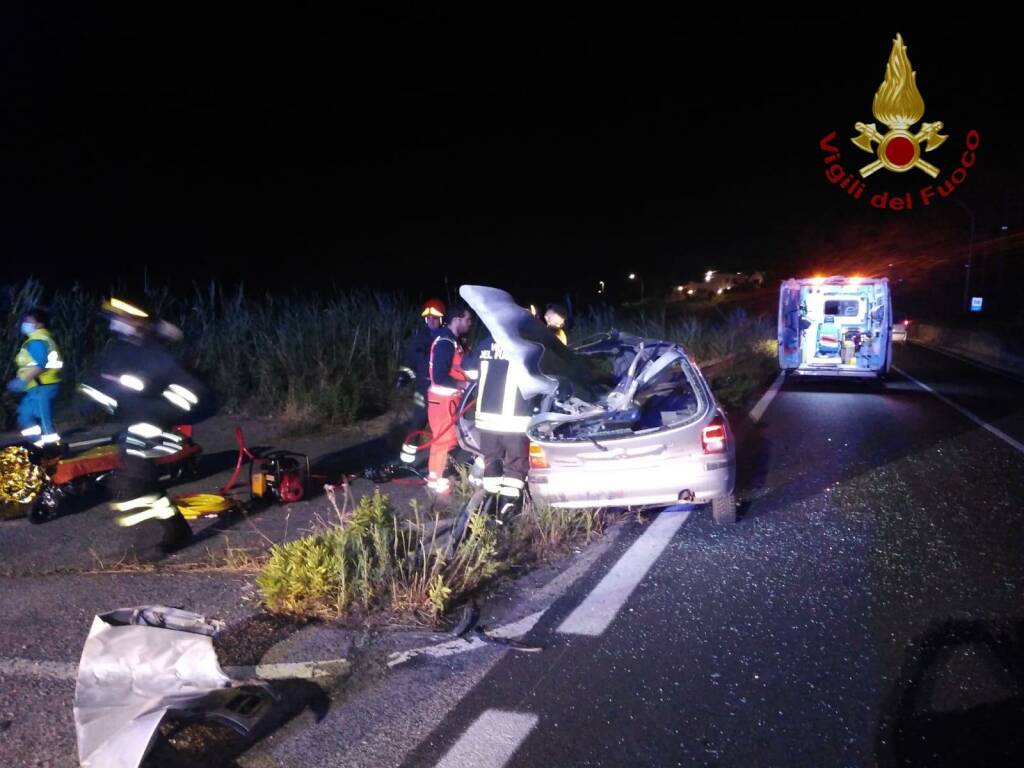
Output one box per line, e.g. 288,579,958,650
48,441,202,485
19,428,203,523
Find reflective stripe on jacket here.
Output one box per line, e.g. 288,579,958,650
473,339,539,433
428,331,466,396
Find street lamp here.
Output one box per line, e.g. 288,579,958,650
628,273,645,303
954,199,975,313
598,280,605,295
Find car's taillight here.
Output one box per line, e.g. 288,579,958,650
701,418,727,454
529,443,549,469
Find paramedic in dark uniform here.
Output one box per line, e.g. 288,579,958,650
462,330,542,518
78,298,206,553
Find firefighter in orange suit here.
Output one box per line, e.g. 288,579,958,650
426,301,474,493
395,298,446,468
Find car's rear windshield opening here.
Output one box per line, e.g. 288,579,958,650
538,347,705,440
577,354,619,392
634,355,702,429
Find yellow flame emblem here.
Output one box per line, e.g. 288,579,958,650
851,34,947,178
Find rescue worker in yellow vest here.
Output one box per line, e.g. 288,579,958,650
426,301,473,494
7,306,63,447
462,330,542,519
544,303,569,346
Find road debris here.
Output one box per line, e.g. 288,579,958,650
74,605,276,768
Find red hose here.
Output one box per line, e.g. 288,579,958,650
402,395,475,451
221,426,256,494
349,395,475,488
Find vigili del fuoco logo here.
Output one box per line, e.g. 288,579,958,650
819,33,979,211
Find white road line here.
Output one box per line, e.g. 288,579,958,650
388,611,545,668
0,657,349,682
749,371,785,423
557,510,690,637
0,658,77,681
435,709,538,768
895,366,1024,455
389,518,628,667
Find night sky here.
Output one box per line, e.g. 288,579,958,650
3,8,1022,302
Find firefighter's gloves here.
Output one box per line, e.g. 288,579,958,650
6,378,27,393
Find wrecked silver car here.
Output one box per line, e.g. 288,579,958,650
458,286,736,523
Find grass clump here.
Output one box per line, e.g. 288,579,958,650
257,490,502,622
257,490,612,624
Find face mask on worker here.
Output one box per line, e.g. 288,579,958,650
20,321,36,336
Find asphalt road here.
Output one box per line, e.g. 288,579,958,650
2,341,1023,767
396,342,1024,768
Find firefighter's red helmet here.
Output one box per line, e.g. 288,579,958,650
420,298,446,318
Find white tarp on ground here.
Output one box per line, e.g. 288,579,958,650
74,606,232,768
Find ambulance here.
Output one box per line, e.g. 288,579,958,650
778,276,892,378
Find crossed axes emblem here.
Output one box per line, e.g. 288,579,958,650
851,120,947,178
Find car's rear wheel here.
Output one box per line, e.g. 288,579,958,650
711,494,737,524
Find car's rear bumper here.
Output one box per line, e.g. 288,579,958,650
528,454,735,509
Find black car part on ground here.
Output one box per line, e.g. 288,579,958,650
74,605,279,768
